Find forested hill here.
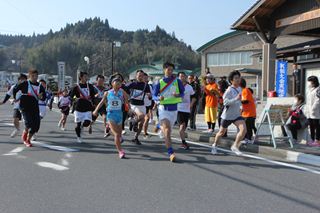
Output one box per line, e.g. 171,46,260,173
0,17,200,78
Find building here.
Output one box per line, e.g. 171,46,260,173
232,0,320,97
197,31,317,99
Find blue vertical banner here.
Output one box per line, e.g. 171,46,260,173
276,60,288,97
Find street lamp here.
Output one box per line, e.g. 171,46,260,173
111,41,121,74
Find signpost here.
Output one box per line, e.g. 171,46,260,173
275,60,288,97
57,61,65,91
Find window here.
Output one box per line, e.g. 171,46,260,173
207,51,253,67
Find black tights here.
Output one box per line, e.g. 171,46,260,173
75,120,91,137
207,122,216,130
309,119,320,141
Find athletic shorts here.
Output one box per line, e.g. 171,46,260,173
205,106,217,123
107,111,123,125
177,111,190,126
158,105,177,128
74,111,92,123
39,105,47,118
13,109,22,120
60,106,70,116
221,116,244,128
22,110,41,134
131,104,146,115
146,106,152,114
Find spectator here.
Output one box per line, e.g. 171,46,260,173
204,74,220,133
188,74,201,130
240,78,256,144
305,76,320,147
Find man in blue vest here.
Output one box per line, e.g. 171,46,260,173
153,62,185,162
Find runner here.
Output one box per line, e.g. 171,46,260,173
0,73,27,138
89,75,108,136
152,62,185,162
142,72,153,139
93,77,129,159
69,71,96,143
13,69,46,147
177,72,195,150
125,70,151,145
58,88,72,131
204,74,220,133
38,79,49,119
211,70,247,155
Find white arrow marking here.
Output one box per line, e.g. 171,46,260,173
32,141,79,152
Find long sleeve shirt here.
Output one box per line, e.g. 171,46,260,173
221,86,242,120
152,76,185,111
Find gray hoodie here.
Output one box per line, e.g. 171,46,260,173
221,86,242,120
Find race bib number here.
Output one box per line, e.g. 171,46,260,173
162,86,176,98
109,100,121,110
131,89,144,100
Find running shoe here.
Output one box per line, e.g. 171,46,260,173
211,144,218,155
10,129,18,138
60,127,66,131
76,137,83,143
23,139,32,147
31,134,37,141
122,130,126,135
203,129,213,133
143,133,150,139
131,138,142,145
104,133,111,138
231,146,242,156
169,153,176,162
181,143,190,150
118,150,125,159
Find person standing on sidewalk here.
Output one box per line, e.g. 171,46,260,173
240,78,256,144
204,74,220,133
13,69,46,147
305,76,320,147
211,70,246,155
177,72,195,150
188,74,201,130
152,62,185,162
0,73,27,138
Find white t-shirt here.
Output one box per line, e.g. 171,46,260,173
7,84,21,110
144,84,153,107
178,84,195,113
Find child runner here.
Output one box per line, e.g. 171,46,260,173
13,69,46,147
0,73,27,137
69,71,96,143
58,88,72,131
152,62,185,162
211,70,247,156
90,75,108,136
177,72,195,150
93,77,129,159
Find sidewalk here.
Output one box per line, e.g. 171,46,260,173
149,113,320,167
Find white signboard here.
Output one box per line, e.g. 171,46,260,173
57,61,65,90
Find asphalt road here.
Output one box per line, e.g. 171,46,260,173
0,104,319,213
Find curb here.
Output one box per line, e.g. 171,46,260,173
150,124,320,168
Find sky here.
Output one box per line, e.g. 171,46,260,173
0,0,256,49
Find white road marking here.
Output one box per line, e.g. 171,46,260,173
32,141,79,152
3,147,25,156
2,122,14,126
36,162,69,171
